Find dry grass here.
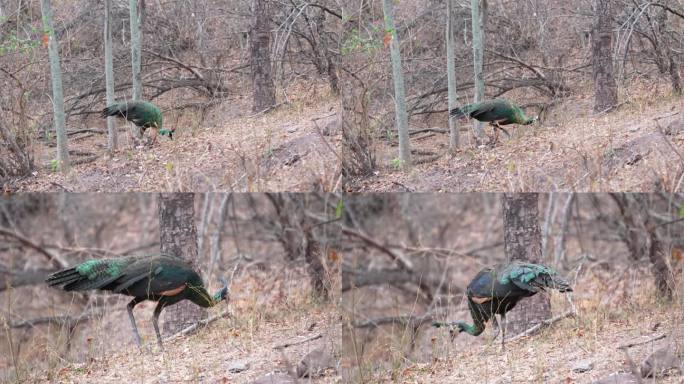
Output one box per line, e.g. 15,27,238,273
342,267,684,384
349,85,684,192
5,267,340,384
13,81,341,192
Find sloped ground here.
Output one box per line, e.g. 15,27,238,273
348,92,683,192
17,267,340,384
12,83,341,193
341,268,684,384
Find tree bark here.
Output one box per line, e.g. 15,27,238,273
104,0,117,151
159,193,206,335
382,0,411,168
592,0,618,112
40,0,70,173
304,233,329,300
470,0,485,139
250,0,276,112
446,0,460,150
502,193,551,335
129,0,143,139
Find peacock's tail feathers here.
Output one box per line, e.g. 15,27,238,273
47,258,131,292
449,104,476,118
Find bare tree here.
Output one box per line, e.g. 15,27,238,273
40,0,69,173
382,0,411,168
159,193,206,335
446,0,460,150
104,0,117,152
128,0,143,140
501,193,551,335
592,0,618,112
250,0,276,112
470,0,485,139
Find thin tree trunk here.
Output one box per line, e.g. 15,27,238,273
104,0,117,152
446,0,460,150
129,0,143,139
470,0,485,139
40,0,70,173
304,233,329,301
382,0,411,168
250,0,276,112
592,0,618,112
159,193,206,335
502,193,551,335
553,194,575,267
541,192,557,260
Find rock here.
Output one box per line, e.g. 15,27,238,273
285,125,298,133
296,347,337,378
590,373,639,384
571,359,594,373
640,344,683,378
249,372,295,384
227,360,249,373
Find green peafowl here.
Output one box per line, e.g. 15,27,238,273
101,101,174,143
46,255,227,349
433,261,572,347
450,99,537,142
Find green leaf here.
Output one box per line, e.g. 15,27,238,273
335,199,344,219
165,162,174,172
50,159,59,172
679,204,684,218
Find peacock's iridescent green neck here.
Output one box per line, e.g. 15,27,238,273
458,320,485,336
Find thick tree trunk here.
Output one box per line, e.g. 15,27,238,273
250,0,276,112
592,0,618,112
104,0,117,151
159,193,206,335
470,0,485,139
446,0,460,150
382,0,411,168
502,193,551,335
40,0,70,173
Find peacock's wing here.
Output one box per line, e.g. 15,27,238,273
114,256,196,298
499,262,571,293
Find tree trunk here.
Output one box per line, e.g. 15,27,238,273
501,193,551,335
104,0,117,152
128,0,143,139
40,0,70,173
305,233,329,301
446,0,460,150
470,0,485,139
250,0,276,112
159,193,206,335
382,0,411,168
592,0,618,112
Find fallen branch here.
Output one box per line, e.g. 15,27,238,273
170,309,232,339
273,333,322,349
508,310,575,342
352,314,434,329
618,333,667,349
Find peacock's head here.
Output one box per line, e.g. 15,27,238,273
159,128,176,140
525,115,539,125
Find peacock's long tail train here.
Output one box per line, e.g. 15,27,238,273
449,104,475,118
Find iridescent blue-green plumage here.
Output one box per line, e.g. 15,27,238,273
433,262,571,339
101,100,173,139
47,255,227,348
450,99,537,140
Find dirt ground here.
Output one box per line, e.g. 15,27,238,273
12,83,341,193
348,91,683,192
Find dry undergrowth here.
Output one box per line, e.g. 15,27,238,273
342,267,684,384
13,81,341,192
10,267,340,384
349,86,684,192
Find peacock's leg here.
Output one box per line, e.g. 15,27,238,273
152,302,165,350
490,315,500,341
126,298,143,348
501,313,506,351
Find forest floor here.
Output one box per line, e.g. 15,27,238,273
11,82,341,193
348,89,684,192
342,267,684,384
14,267,340,384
